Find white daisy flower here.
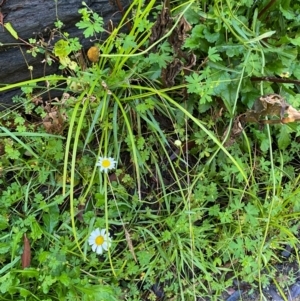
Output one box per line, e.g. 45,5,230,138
96,157,117,172
88,228,112,254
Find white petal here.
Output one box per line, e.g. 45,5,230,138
108,158,116,168
88,237,95,245
90,229,99,238
103,236,112,249
88,229,98,242
102,241,109,250
94,228,101,236
96,245,103,254
91,244,97,252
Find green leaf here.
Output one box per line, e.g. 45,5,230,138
0,273,13,293
58,272,70,286
240,0,254,7
245,31,276,43
0,243,9,254
185,73,203,94
76,20,94,38
280,5,296,20
289,35,300,46
137,19,151,32
208,47,222,62
122,35,137,51
76,284,118,301
76,11,104,38
0,257,20,275
54,40,71,57
40,275,57,294
203,27,220,43
91,13,104,33
184,24,205,49
4,23,18,39
146,52,173,68
42,205,59,234
19,288,31,297
185,68,215,104
260,138,269,152
0,215,8,230
277,125,291,150
136,98,155,113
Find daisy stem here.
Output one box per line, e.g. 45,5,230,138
104,173,116,277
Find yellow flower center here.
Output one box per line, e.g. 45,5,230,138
102,159,111,168
95,235,104,246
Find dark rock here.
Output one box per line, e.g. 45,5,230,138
264,285,284,301
226,290,243,301
288,281,300,301
151,283,164,299
282,245,293,258
0,0,129,109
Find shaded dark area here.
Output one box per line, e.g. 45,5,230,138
0,0,129,109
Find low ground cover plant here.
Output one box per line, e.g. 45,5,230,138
1,0,300,300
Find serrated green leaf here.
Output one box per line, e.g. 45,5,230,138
19,287,31,297
146,52,173,68
208,47,222,62
122,35,137,51
185,73,202,94
279,5,295,20
58,272,70,286
0,215,8,230
76,20,94,38
0,243,10,254
203,28,220,43
278,125,291,150
289,36,300,46
260,137,269,152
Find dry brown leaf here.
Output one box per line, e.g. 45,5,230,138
223,115,245,147
168,16,192,52
42,107,66,134
21,234,31,269
242,94,300,124
161,58,183,87
149,5,172,47
124,228,137,262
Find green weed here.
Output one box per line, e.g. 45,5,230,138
1,0,300,300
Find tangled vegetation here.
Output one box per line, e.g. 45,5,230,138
1,0,300,300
